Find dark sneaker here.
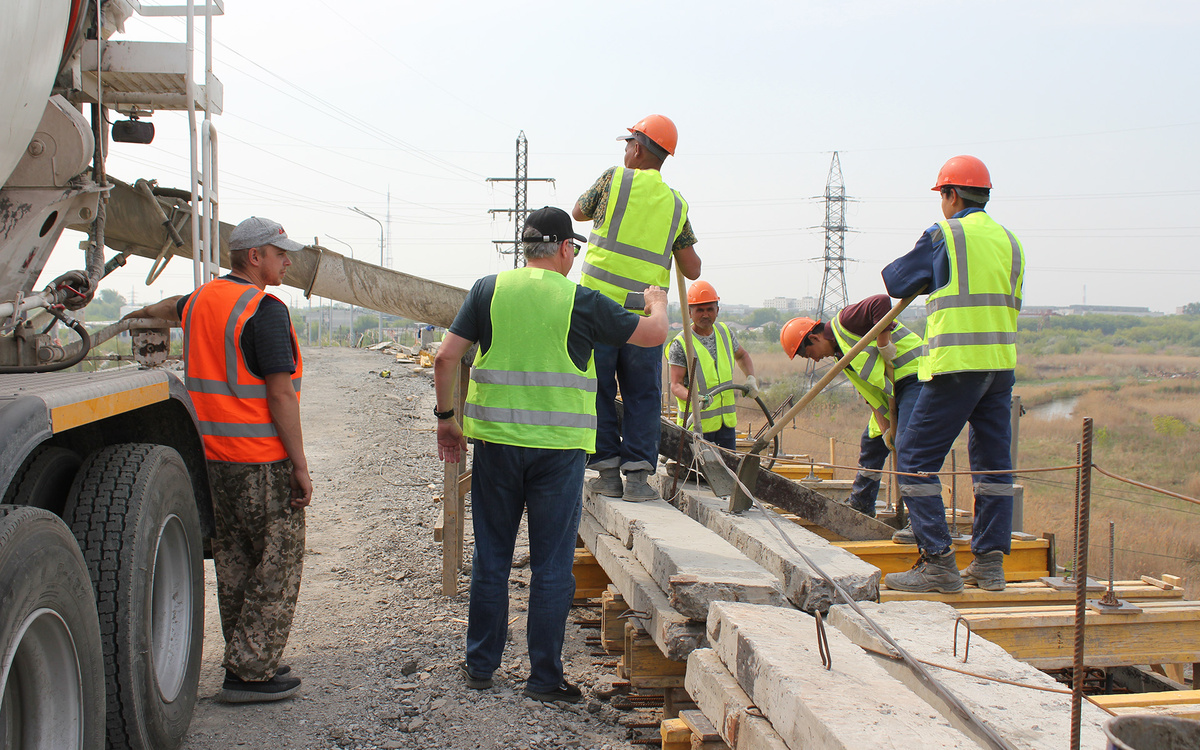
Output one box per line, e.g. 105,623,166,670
218,671,302,703
891,524,916,545
274,665,291,678
590,468,623,498
884,551,964,594
523,681,583,704
459,661,493,690
961,550,1006,591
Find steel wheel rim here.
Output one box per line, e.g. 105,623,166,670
151,514,193,703
0,608,85,749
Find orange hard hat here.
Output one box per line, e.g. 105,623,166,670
780,317,820,359
687,280,719,305
622,114,678,156
931,155,992,191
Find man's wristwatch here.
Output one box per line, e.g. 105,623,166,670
434,406,455,420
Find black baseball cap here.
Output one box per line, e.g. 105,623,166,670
523,206,586,244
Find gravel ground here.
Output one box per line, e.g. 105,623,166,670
181,346,650,750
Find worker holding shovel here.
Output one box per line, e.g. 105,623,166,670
781,295,925,518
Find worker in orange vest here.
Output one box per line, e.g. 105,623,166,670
125,216,310,703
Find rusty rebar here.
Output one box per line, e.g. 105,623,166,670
1100,522,1120,607
1070,418,1094,750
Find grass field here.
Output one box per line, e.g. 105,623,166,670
736,348,1200,598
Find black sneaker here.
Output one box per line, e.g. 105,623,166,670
274,665,291,678
459,661,493,690
523,681,583,704
218,671,302,703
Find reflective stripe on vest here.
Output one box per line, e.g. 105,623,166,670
182,278,302,463
829,315,924,408
580,167,688,305
462,267,598,452
922,212,1025,378
669,323,737,432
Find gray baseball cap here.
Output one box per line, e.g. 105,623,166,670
229,216,305,252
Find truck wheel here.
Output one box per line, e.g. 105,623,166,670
0,505,106,750
3,447,82,515
65,445,204,750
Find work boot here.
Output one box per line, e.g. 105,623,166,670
883,551,963,594
590,467,623,497
961,550,1007,591
523,680,583,704
218,671,302,703
622,470,659,502
891,524,916,545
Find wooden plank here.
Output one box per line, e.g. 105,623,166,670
624,620,687,689
678,709,722,743
837,537,1050,579
1092,690,1200,709
1164,574,1184,587
881,580,1185,608
600,586,626,653
433,511,444,542
440,362,465,596
573,548,611,601
960,600,1200,669
456,469,472,499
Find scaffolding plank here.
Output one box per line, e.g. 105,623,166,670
836,537,1050,579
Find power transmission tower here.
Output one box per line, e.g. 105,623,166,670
816,151,850,322
487,131,555,267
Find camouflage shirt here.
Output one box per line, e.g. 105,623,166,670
576,167,697,250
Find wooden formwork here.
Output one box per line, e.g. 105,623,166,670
837,537,1052,580
572,548,611,603
623,620,687,690
881,579,1186,608
599,586,626,653
1092,690,1200,719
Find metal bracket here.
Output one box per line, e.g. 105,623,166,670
1087,599,1142,615
815,611,832,671
953,616,973,663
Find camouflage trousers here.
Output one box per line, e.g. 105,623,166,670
208,459,306,681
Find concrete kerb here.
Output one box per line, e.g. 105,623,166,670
685,648,790,750
583,486,785,621
829,599,1110,749
674,484,880,613
706,601,978,750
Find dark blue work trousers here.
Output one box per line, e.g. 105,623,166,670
466,442,585,692
590,341,663,473
848,375,924,516
896,370,1016,557
704,424,737,452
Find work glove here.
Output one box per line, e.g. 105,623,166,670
744,375,760,400
878,342,898,362
697,393,713,410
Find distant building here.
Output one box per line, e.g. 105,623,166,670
1019,304,1161,318
763,297,800,312
720,303,751,316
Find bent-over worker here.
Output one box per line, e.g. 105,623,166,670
780,295,925,517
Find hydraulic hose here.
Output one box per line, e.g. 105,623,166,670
0,312,91,374
698,382,781,470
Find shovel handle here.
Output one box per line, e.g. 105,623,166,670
674,266,704,433
748,294,918,454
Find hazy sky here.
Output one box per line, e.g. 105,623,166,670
45,0,1200,314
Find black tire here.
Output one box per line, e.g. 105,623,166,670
3,447,82,515
0,505,106,749
65,445,204,750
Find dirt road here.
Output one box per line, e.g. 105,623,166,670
181,347,640,750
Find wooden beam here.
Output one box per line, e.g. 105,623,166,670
661,718,691,750
1092,689,1200,709
573,548,611,602
600,586,626,653
837,537,1050,579
960,600,1200,669
623,620,686,690
880,580,1185,608
440,362,466,596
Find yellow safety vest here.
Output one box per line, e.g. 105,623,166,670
922,211,1025,379
581,167,689,306
830,315,924,439
462,268,597,451
669,323,737,432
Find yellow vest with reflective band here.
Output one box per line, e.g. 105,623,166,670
581,167,689,306
668,323,737,432
830,315,924,439
462,268,597,452
922,211,1025,379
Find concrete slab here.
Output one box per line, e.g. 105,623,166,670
706,602,977,750
584,487,785,621
578,512,705,661
676,486,880,613
829,600,1109,749
684,648,790,750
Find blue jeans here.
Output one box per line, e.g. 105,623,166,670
466,442,585,692
705,424,737,452
848,375,923,516
896,371,1015,556
589,342,663,473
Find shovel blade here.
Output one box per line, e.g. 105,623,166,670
729,453,762,513
697,444,738,497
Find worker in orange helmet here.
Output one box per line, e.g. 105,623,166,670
880,155,1026,595
781,296,925,519
572,115,702,502
666,280,757,451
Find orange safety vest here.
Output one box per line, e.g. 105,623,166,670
182,277,302,463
